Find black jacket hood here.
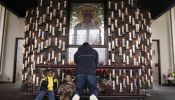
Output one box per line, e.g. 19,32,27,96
78,44,92,52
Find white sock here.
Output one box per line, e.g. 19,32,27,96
72,94,80,100
89,94,98,100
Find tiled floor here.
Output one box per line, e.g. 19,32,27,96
0,82,175,100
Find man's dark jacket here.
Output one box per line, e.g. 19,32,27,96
74,44,99,76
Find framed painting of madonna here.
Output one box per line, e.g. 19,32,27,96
69,2,105,46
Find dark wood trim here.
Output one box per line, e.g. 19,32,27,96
35,64,141,69
153,39,161,85
13,38,24,83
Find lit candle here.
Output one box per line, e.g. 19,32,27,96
21,74,24,81
125,8,128,15
126,56,129,64
25,11,28,18
132,18,135,26
119,70,121,76
41,42,44,50
134,57,137,65
111,11,114,19
118,9,121,17
48,53,51,61
108,17,111,25
41,31,45,40
130,83,133,92
58,53,61,62
45,23,48,31
115,38,118,47
36,76,39,86
58,39,62,49
40,54,43,64
55,38,58,46
123,53,126,63
60,10,63,18
112,80,116,90
112,69,115,78
129,49,133,58
126,76,129,85
112,53,115,62
148,69,151,76
111,24,114,32
63,17,66,24
63,27,66,36
109,73,112,81
115,19,117,27
139,79,142,87
119,83,123,92
136,40,139,49
122,13,124,22
129,16,132,24
108,42,111,51
48,37,51,46
53,9,56,17
51,50,55,59
108,59,111,65
119,47,122,56
129,32,132,41
32,74,36,83
47,7,50,14
50,12,53,21
108,1,111,9
24,73,28,80
125,24,128,32
50,1,53,7
58,3,60,9
112,40,115,49
132,30,135,38
116,75,119,85
49,25,52,33
62,59,65,65
64,0,67,8
130,70,133,77
54,57,57,65
52,27,55,36
126,41,129,49
118,28,121,36
122,26,124,34
115,3,117,10
148,12,151,19
62,42,65,51
135,12,138,19
59,23,62,31
132,45,135,53
123,78,126,86
151,76,153,83
122,38,125,47
57,69,60,76
62,72,64,81
37,56,39,64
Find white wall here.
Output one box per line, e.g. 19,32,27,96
0,10,24,82
151,11,173,83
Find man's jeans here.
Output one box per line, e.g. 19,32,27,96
35,90,55,100
75,74,98,96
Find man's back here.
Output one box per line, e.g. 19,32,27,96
74,43,98,75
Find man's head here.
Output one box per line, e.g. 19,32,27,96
65,75,72,82
46,69,55,77
83,42,89,46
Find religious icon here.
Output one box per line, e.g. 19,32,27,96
69,3,104,45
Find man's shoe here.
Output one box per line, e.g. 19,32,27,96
89,94,98,100
72,94,80,100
